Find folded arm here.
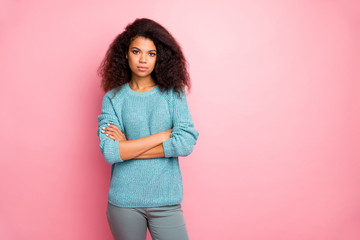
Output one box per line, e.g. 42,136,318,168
97,94,124,165
118,133,167,161
132,143,165,159
162,89,199,158
97,88,199,164
97,93,170,164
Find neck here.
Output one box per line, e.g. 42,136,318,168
129,76,156,90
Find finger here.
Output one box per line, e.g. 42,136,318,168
106,129,121,136
106,127,123,134
106,133,115,140
101,128,112,134
105,125,122,134
101,126,111,132
113,131,122,138
102,126,117,133
107,123,119,129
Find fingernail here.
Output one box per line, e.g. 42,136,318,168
102,127,105,130
106,134,108,136
102,130,105,133
107,123,110,126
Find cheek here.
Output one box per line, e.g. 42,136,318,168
151,58,157,68
128,58,136,67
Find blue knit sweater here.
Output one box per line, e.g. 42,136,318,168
97,82,199,208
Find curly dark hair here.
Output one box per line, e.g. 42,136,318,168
97,18,192,98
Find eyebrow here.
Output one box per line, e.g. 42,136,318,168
131,47,157,52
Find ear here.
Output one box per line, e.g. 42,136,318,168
125,53,128,59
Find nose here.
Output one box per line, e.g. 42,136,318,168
139,53,147,63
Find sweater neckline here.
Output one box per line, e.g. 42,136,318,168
125,82,159,96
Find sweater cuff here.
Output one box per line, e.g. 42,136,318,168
162,139,175,158
104,140,123,163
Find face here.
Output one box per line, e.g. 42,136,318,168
126,36,157,78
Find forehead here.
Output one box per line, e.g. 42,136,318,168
129,36,156,50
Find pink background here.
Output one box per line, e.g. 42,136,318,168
1,0,359,239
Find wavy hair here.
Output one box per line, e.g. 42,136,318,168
97,18,192,98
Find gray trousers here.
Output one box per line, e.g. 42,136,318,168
106,201,189,240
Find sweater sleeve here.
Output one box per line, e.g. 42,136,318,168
162,89,199,157
97,93,124,164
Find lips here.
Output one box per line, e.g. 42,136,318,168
137,66,148,71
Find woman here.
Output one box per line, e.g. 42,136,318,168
96,18,199,240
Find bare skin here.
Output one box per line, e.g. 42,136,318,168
126,36,157,90
102,124,172,160
102,36,173,161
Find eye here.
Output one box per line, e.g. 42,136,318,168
132,50,139,54
149,52,156,57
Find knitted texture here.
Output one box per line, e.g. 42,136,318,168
97,82,199,208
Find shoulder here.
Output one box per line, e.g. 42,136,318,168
171,86,187,101
104,84,128,101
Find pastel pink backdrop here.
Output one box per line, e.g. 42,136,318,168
1,0,359,239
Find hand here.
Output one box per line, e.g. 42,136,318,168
162,128,173,142
102,123,127,141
